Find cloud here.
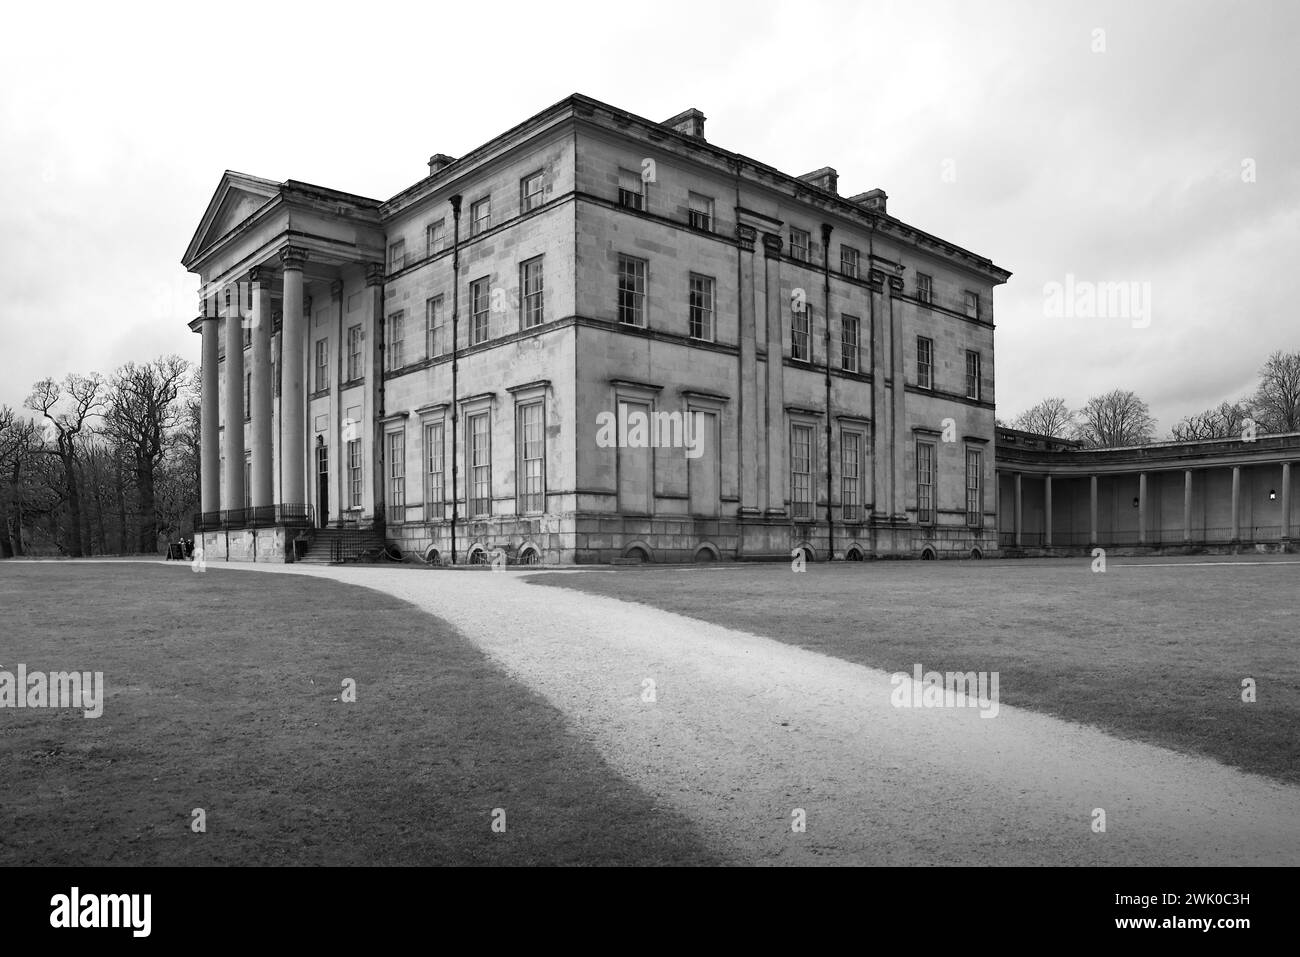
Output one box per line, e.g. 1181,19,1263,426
1,0,1296,440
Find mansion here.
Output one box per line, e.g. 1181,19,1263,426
183,94,1009,564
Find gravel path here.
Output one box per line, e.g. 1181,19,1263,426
192,562,1300,865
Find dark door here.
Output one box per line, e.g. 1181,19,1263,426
317,445,329,528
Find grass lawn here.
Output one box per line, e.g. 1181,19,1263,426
0,562,725,866
529,557,1300,786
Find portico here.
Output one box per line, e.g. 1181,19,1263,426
182,173,386,561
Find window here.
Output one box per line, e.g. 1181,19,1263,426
426,219,446,256
841,315,859,373
917,273,933,304
616,399,652,514
243,372,251,420
617,255,646,326
791,424,814,519
617,168,644,210
965,290,980,319
521,258,544,329
387,430,405,511
347,439,363,508
469,197,490,237
840,245,860,279
425,296,445,357
966,448,983,526
388,240,406,272
789,228,810,262
517,402,545,513
346,324,362,381
689,274,715,341
917,336,933,389
688,192,714,231
244,453,252,509
468,411,491,516
842,431,861,523
521,171,545,213
687,409,719,517
242,322,252,349
387,312,405,370
792,302,810,361
966,350,981,400
917,442,935,524
315,338,329,392
470,277,490,345
424,421,444,517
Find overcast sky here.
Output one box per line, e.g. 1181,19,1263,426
2,0,1296,432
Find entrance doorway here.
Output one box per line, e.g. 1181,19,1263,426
316,444,329,527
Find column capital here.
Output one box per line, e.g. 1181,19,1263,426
249,265,272,285
280,245,309,269
735,224,757,251
365,262,385,286
761,232,782,257
330,279,344,299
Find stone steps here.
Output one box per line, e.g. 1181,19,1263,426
296,528,388,564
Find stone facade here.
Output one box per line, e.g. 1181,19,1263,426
184,95,1011,564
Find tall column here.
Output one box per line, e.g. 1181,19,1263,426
1044,474,1053,547
280,246,308,505
1089,474,1098,545
1013,472,1023,547
366,263,386,529
736,224,761,515
1282,462,1292,540
249,267,274,509
328,279,343,527
222,281,246,510
197,306,220,513
762,232,786,515
1231,465,1241,541
1138,472,1148,545
1183,469,1193,543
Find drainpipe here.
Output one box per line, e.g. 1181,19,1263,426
334,278,343,529
375,279,386,540
732,158,744,521
450,194,462,564
822,222,834,560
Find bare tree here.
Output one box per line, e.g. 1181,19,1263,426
0,407,44,557
1010,397,1076,438
105,356,189,553
1171,401,1253,441
25,374,105,557
78,435,118,555
1250,350,1300,434
1074,389,1157,448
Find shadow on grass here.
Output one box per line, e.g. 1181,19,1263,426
0,563,726,866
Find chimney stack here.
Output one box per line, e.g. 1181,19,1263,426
662,108,707,140
849,188,888,213
427,153,457,176
798,167,839,195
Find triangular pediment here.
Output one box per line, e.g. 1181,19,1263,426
182,171,282,268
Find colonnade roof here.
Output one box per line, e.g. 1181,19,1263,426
996,427,1300,474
